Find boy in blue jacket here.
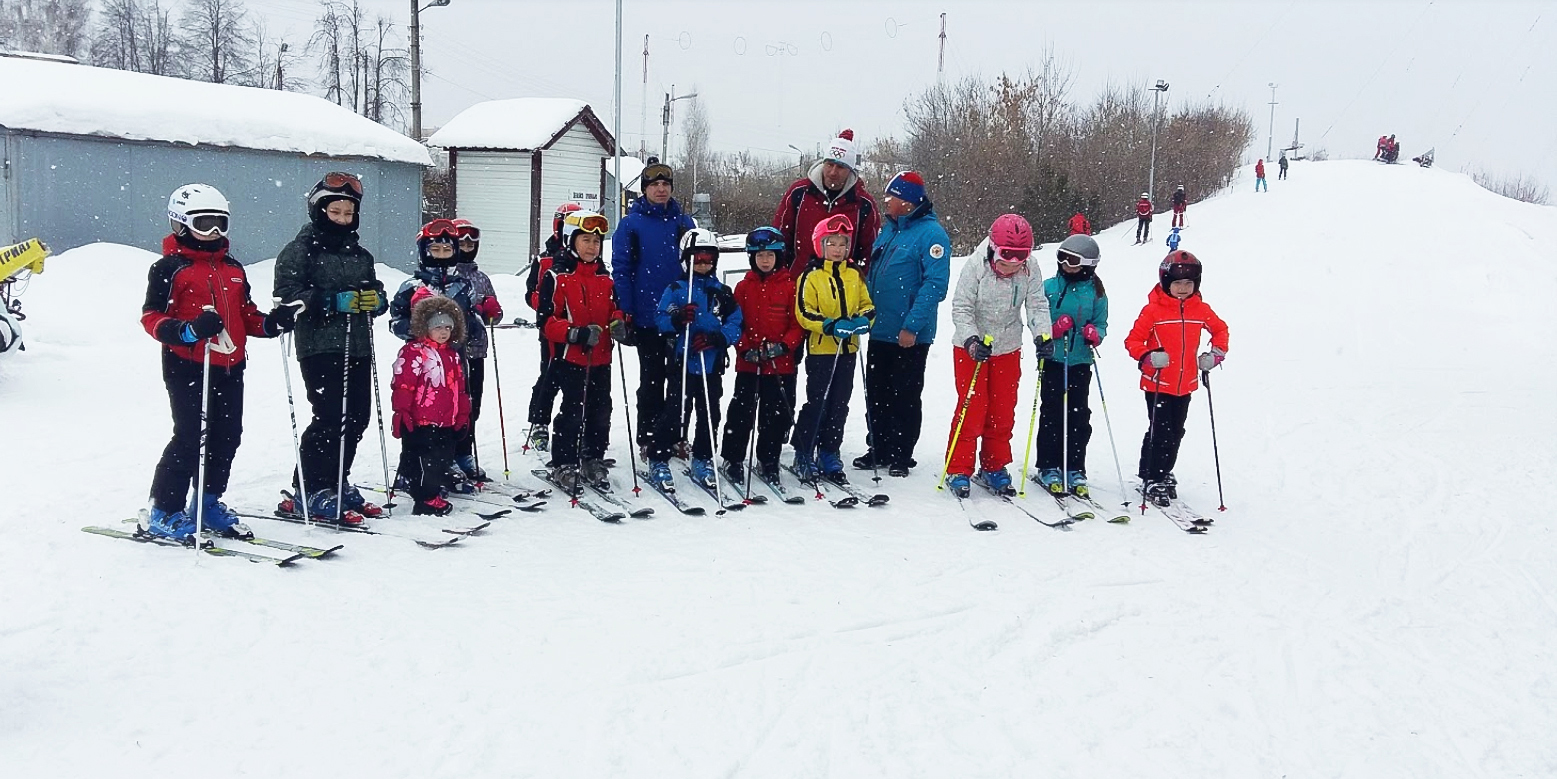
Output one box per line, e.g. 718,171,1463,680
648,229,743,492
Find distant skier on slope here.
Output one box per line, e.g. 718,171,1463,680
1134,193,1153,244
1171,185,1187,228
1068,211,1092,236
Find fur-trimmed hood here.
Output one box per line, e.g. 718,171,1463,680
409,293,466,344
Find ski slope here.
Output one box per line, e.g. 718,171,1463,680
3,161,1556,777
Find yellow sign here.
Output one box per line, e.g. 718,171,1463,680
0,238,50,283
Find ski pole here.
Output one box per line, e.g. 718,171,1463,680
524,338,558,454
803,335,849,488
1061,340,1071,494
693,350,728,515
193,306,215,560
742,360,764,502
939,335,992,491
616,350,642,496
569,346,597,507
336,308,353,526
366,316,394,514
488,320,511,479
1090,346,1129,510
1202,368,1227,511
279,329,312,530
1016,355,1045,498
858,337,881,483
1141,368,1163,515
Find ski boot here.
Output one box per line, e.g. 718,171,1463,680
1162,472,1178,500
341,485,383,518
455,454,488,484
447,468,478,495
818,450,848,485
550,463,583,494
689,458,717,490
792,451,819,483
305,489,367,526
946,473,972,499
648,460,675,492
1037,468,1065,495
140,506,197,545
851,450,879,471
672,439,692,461
757,460,782,485
978,468,1015,496
720,459,745,485
1141,481,1172,508
199,493,253,540
1065,470,1089,498
580,458,611,490
527,425,550,453
888,462,912,478
413,495,454,516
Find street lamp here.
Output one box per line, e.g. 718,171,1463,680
410,0,452,142
1148,79,1169,201
660,84,697,164
1266,83,1279,161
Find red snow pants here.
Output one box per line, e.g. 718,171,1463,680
944,348,1021,476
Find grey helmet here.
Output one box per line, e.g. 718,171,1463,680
1056,233,1101,267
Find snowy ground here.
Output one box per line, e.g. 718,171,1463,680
3,161,1556,777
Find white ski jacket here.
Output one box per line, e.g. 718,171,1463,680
950,256,1051,357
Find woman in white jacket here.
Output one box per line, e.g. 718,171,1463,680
943,214,1052,497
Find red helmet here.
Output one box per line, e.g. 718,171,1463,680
810,213,854,259
552,202,584,237
1158,250,1202,293
987,213,1033,265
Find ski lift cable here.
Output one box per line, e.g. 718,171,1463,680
1202,0,1300,103
1316,0,1438,143
1443,14,1545,146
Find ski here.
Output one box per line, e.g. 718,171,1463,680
783,464,857,508
445,491,545,514
950,492,998,531
1027,474,1096,520
114,519,346,557
1134,487,1209,534
978,484,1073,530
633,469,710,516
467,480,552,502
237,506,461,549
1073,492,1133,524
679,466,746,512
754,469,806,505
84,526,305,565
583,480,656,518
717,463,770,506
820,474,889,507
529,469,627,523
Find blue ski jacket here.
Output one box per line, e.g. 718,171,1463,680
1043,273,1109,366
866,201,951,345
611,197,697,325
655,272,743,376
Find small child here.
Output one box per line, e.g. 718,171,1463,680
391,292,470,516
1124,250,1230,506
944,214,1051,498
523,202,583,453
1166,226,1182,252
791,214,875,484
1034,233,1108,497
138,184,293,543
649,228,744,491
451,217,503,482
718,226,804,486
537,210,628,491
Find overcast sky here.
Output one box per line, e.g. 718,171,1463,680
249,0,1557,191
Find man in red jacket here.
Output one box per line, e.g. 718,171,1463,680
1068,212,1091,236
1134,193,1153,244
773,129,880,272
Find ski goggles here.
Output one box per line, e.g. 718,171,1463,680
689,249,719,265
322,171,364,196
420,219,460,241
642,163,674,186
456,225,480,242
187,212,230,237
572,214,610,235
1055,248,1085,266
994,245,1031,263
746,228,785,253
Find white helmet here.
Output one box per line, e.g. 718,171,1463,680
678,228,721,267
168,184,231,238
560,209,609,249
1140,192,1150,199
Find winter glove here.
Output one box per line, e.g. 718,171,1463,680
1082,323,1102,347
1051,314,1074,340
761,341,787,361
567,324,602,347
691,332,726,352
1141,350,1170,370
1034,335,1055,360
741,348,764,364
392,412,414,439
183,309,225,342
476,296,503,323
335,289,381,313
263,304,298,336
615,321,638,347
608,318,629,343
963,335,992,363
821,318,842,338
1197,347,1226,372
670,303,699,328
846,316,872,336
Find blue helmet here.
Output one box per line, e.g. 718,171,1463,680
745,226,786,268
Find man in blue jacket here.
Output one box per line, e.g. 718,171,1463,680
857,171,951,477
612,158,697,457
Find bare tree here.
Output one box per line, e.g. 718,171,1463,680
678,89,713,196
90,0,144,70
361,13,407,124
241,19,303,90
1467,167,1551,205
308,0,345,104
0,0,92,59
179,0,253,84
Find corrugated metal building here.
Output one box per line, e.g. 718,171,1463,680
0,54,431,270
428,99,619,276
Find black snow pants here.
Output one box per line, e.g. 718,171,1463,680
149,350,246,512
720,370,798,467
551,361,613,467
1138,390,1193,483
296,352,373,495
792,351,856,458
1034,360,1093,472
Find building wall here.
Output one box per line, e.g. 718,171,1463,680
1,131,424,272
453,151,533,277
540,124,607,244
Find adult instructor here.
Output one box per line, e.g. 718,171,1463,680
856,171,950,477
611,158,697,458
773,129,879,272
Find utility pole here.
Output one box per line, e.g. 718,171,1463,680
936,13,946,84
409,0,451,142
274,42,286,90
1148,79,1169,199
639,35,649,158
1266,83,1278,161
611,0,623,221
660,84,697,164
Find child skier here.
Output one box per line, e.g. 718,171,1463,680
648,228,744,491
1134,193,1153,244
536,210,628,491
1124,250,1230,507
451,217,503,482
1033,233,1109,497
944,214,1052,498
792,214,875,484
1171,185,1187,228
523,202,584,453
718,226,804,485
139,184,294,543
390,292,470,516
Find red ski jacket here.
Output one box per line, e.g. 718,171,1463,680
1136,198,1153,218
1255,160,1266,178
773,169,880,273
1068,213,1091,235
732,268,805,374
1124,286,1230,396
391,338,470,434
140,235,269,368
538,253,624,367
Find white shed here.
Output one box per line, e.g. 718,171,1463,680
428,98,617,275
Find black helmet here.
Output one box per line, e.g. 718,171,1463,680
1158,250,1202,293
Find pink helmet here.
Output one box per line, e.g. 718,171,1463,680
811,213,854,259
988,213,1033,263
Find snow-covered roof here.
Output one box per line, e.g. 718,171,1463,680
428,98,603,151
0,57,431,166
605,156,646,193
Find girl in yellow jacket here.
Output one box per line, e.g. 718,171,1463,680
791,214,875,482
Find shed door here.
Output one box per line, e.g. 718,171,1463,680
456,151,533,276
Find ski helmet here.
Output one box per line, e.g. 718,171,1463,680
561,210,610,252
679,227,721,271
307,171,363,231
744,226,786,269
552,202,584,238
417,218,461,267
168,184,231,238
810,213,854,259
987,214,1034,265
1055,234,1101,268
1158,249,1202,293
1140,192,1150,199
450,218,480,262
